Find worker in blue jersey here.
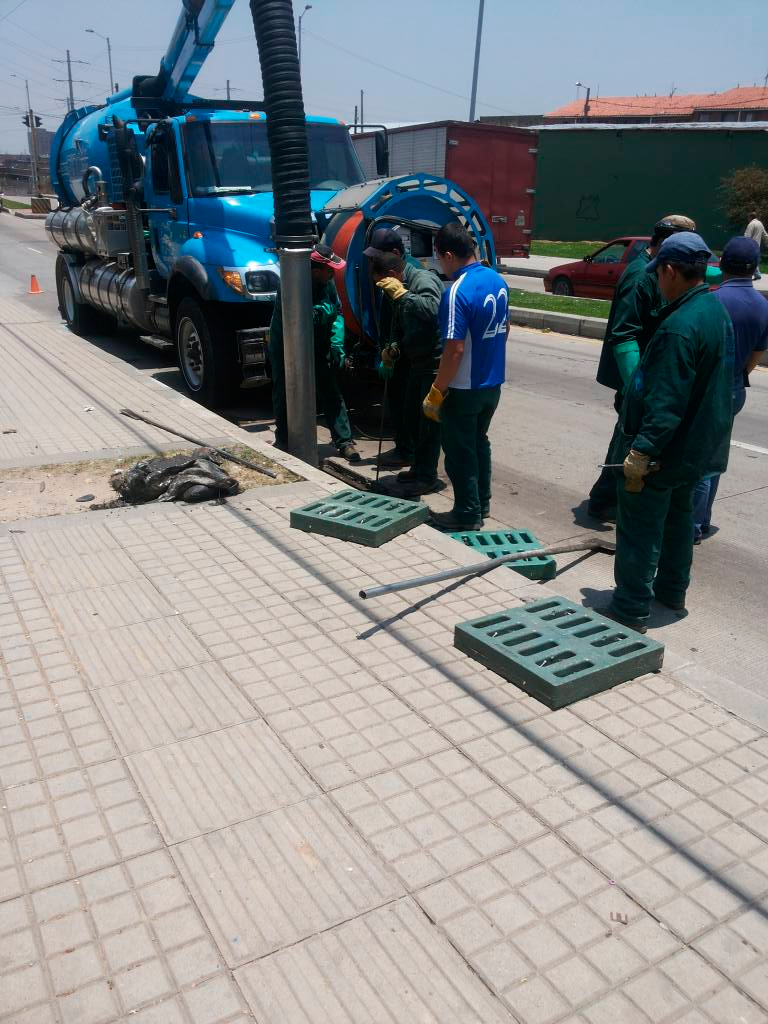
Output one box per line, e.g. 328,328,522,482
423,222,509,531
693,236,768,541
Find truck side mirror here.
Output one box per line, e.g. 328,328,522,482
375,131,389,177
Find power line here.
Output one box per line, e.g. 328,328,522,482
0,0,29,24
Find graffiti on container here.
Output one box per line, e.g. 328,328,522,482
576,194,600,221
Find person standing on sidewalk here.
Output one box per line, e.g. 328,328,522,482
588,215,696,520
423,223,509,531
370,250,443,495
269,244,361,462
603,232,735,632
692,236,768,542
744,211,768,280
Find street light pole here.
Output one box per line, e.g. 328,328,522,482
86,29,115,94
468,0,485,121
575,81,591,121
298,4,312,70
12,74,40,193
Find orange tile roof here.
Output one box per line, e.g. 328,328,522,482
546,87,768,119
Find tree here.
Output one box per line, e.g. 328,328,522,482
719,165,768,231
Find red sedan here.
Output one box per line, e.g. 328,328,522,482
543,237,650,299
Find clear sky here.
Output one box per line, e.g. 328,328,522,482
1,0,766,153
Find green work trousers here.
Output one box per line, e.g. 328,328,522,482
387,357,440,478
441,385,501,520
613,476,696,621
269,337,352,451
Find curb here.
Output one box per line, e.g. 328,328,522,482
508,306,606,340
498,264,546,279
13,211,48,220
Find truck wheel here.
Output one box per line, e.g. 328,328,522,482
552,276,574,297
55,256,115,336
175,297,238,408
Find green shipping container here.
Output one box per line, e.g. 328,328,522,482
533,125,768,249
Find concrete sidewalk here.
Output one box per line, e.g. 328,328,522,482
3,295,768,1023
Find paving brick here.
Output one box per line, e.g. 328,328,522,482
173,795,402,965
332,751,527,888
235,898,514,1023
128,720,317,843
48,580,174,636
266,682,449,788
94,662,257,753
1,759,161,895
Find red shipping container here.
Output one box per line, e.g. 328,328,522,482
352,121,538,257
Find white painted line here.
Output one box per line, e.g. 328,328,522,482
731,440,768,456
26,247,43,254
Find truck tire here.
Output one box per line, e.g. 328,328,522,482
175,296,239,408
55,255,116,336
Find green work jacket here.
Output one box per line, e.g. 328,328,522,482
387,263,443,371
269,278,345,363
609,284,735,484
596,251,664,392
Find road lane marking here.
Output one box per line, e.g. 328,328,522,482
731,440,768,456
26,247,43,254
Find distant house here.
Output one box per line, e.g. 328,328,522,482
543,87,768,124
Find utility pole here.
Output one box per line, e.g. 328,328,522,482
11,74,40,193
226,79,231,100
53,50,90,111
353,104,358,134
360,89,364,130
468,0,485,121
298,4,312,70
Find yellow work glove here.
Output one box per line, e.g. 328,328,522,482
376,277,408,302
623,449,652,493
381,344,399,369
422,385,445,422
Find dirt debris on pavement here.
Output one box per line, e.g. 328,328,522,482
0,444,300,523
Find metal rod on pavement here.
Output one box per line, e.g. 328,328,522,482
359,534,616,601
119,408,279,477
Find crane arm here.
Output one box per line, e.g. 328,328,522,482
159,0,237,103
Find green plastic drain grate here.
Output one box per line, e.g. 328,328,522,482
455,596,664,709
450,528,556,581
290,489,429,547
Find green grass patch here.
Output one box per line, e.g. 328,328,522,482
508,288,610,320
530,240,605,259
1,198,31,210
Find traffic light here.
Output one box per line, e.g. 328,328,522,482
21,114,42,128
22,114,29,127
33,115,42,127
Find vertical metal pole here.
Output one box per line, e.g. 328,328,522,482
24,80,39,194
66,50,75,111
106,36,115,93
360,89,364,130
468,0,484,121
279,248,317,466
353,104,358,133
226,79,231,100
583,86,591,120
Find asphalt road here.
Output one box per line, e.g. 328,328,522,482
3,213,766,722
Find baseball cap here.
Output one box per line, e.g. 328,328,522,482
363,227,405,258
310,243,346,270
646,231,712,272
720,236,760,272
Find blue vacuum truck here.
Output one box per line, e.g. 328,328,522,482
46,0,496,409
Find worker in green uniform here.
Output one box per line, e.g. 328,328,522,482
269,244,360,462
587,214,696,520
603,232,735,632
370,250,444,494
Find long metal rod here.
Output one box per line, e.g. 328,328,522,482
360,535,615,600
468,0,485,121
119,408,279,477
278,247,318,467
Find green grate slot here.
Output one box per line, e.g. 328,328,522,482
290,489,429,547
454,596,664,710
449,528,556,581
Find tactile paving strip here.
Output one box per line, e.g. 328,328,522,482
450,528,556,581
290,489,428,547
455,596,664,709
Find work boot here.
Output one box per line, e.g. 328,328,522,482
396,467,419,482
653,591,687,614
481,503,490,519
397,476,441,497
598,604,648,634
338,441,361,464
378,448,411,469
587,504,617,522
429,509,483,532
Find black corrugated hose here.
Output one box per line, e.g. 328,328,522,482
249,0,314,247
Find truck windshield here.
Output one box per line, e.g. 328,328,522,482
184,121,363,196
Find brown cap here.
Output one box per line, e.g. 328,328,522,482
660,214,696,231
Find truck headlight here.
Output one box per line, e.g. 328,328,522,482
245,270,279,294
